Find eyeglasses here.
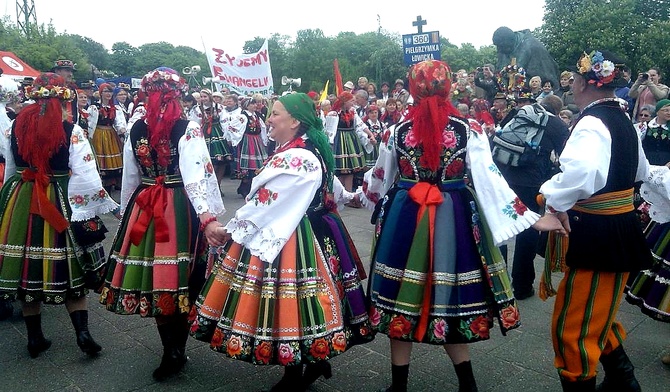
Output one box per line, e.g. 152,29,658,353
638,114,651,118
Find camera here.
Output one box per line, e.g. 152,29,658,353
642,73,649,81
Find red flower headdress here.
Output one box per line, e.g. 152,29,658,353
406,60,460,171
141,67,188,162
14,73,70,174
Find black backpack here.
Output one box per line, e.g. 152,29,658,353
491,103,549,167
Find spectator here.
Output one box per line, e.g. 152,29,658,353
366,82,378,104
629,67,669,119
377,81,391,104
356,76,369,92
474,64,501,104
392,78,410,106
528,75,542,98
493,87,570,300
558,109,574,126
537,80,555,103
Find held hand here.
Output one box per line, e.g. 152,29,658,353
532,214,567,236
204,221,227,247
369,136,378,145
556,211,571,234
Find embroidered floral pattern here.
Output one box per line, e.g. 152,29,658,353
252,186,279,206
277,342,297,366
254,341,274,364
500,305,520,329
502,196,528,219
82,153,94,162
70,194,90,208
396,122,465,182
267,152,319,173
309,338,331,359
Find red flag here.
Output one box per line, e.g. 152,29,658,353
333,59,343,96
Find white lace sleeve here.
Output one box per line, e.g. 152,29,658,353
641,165,670,224
324,112,338,144
120,135,141,215
224,147,322,263
68,125,119,221
87,106,99,139
179,121,225,216
358,126,398,210
467,126,539,245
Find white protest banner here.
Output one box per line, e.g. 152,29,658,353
202,39,274,97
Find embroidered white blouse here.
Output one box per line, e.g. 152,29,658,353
324,110,373,153
4,124,119,222
358,121,539,246
224,143,324,264
87,104,128,139
119,120,225,217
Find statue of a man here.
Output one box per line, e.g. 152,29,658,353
493,26,559,90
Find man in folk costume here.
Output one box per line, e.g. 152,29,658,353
52,59,79,124
538,50,653,391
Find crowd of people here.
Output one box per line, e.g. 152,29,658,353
0,51,668,392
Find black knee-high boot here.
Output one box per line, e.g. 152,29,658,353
269,364,304,392
453,361,478,392
561,377,596,391
381,364,409,392
172,314,190,366
24,314,51,358
302,361,332,388
595,346,641,392
69,310,102,355
153,321,185,381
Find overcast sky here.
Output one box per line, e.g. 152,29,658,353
3,1,545,54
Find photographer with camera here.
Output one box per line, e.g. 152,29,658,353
629,67,669,120
474,63,502,104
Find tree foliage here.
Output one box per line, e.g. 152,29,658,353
6,3,670,95
538,0,670,74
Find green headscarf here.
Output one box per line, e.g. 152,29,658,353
278,93,335,189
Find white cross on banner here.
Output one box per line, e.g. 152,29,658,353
202,39,274,97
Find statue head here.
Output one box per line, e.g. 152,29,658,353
492,26,516,54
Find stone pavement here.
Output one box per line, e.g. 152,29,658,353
1,177,669,391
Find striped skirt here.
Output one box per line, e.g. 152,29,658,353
100,180,201,317
91,125,123,174
369,181,519,344
0,173,105,304
236,133,267,176
190,212,374,365
333,129,365,174
204,121,232,161
626,221,670,322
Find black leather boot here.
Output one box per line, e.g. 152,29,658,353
69,310,102,355
172,314,190,367
152,322,185,381
268,364,304,392
380,363,409,392
302,361,332,389
595,345,641,392
0,298,14,320
453,360,478,392
24,314,51,358
561,376,596,391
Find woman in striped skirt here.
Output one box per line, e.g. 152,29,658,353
99,67,225,381
190,93,374,391
626,165,670,366
0,73,118,357
357,60,562,392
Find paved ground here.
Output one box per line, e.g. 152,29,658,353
1,177,669,391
